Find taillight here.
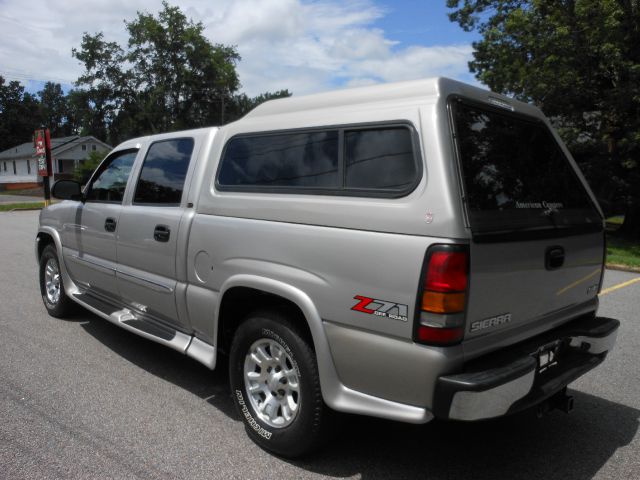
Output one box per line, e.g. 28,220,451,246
414,245,469,346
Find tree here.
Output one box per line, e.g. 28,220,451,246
0,76,42,151
125,2,241,131
73,149,107,185
38,82,68,137
72,32,131,143
225,89,292,123
447,0,640,237
73,2,240,143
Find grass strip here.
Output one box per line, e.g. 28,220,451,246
0,202,45,212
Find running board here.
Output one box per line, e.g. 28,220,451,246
72,291,217,370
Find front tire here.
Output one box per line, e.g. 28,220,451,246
229,310,332,457
39,244,76,318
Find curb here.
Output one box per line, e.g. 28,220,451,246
3,208,44,212
606,264,640,274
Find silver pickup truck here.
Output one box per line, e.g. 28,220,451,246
37,77,619,457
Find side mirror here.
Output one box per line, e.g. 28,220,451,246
51,180,83,201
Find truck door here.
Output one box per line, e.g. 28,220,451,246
62,149,138,299
115,137,196,331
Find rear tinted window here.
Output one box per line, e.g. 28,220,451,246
345,128,416,191
452,101,600,234
134,138,194,205
218,131,339,188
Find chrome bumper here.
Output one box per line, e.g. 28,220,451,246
434,316,619,421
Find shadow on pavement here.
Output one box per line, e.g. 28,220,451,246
292,392,638,479
76,311,238,420
76,311,637,480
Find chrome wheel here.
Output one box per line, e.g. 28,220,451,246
243,338,300,428
44,258,61,304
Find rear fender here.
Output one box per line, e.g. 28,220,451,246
217,274,432,424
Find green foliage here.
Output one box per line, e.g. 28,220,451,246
447,0,640,237
123,2,240,132
0,202,45,212
226,90,292,123
0,77,42,151
606,234,640,268
71,2,286,144
0,3,290,154
38,82,68,137
73,149,107,185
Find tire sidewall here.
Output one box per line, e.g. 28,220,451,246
39,245,65,315
229,315,321,456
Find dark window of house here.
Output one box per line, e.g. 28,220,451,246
27,160,31,175
92,145,97,151
133,138,194,205
82,145,87,151
451,100,600,234
58,160,63,173
86,150,137,203
12,161,16,175
218,131,339,188
3,162,6,172
345,128,416,191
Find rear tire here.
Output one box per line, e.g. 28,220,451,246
39,245,76,318
229,310,332,458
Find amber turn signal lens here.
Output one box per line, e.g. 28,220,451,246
421,291,465,314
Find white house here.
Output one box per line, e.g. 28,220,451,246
0,135,111,190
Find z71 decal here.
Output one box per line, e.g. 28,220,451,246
351,295,409,322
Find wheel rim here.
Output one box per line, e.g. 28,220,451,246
243,338,300,428
44,258,61,305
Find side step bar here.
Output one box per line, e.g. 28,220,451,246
72,291,216,370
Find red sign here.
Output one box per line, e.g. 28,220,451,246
34,129,52,177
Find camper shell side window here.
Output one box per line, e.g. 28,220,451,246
216,122,423,198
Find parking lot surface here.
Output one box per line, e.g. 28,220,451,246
1,211,638,479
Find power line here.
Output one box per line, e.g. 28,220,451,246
1,69,76,87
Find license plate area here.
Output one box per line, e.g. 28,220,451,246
535,340,564,373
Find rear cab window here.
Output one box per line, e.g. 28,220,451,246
216,124,421,197
449,98,602,239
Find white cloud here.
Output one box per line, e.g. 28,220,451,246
0,0,476,97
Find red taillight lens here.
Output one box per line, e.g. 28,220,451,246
417,325,464,345
425,251,468,293
415,246,469,346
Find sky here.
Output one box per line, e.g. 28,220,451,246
0,0,481,98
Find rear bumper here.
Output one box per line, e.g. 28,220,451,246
433,316,619,421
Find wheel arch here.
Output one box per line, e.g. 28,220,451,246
214,274,433,423
36,226,78,297
215,275,342,407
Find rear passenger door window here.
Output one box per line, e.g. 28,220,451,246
134,138,195,205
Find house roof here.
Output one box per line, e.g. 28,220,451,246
0,136,111,160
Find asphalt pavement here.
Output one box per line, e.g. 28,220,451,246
1,211,639,480
0,194,43,204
